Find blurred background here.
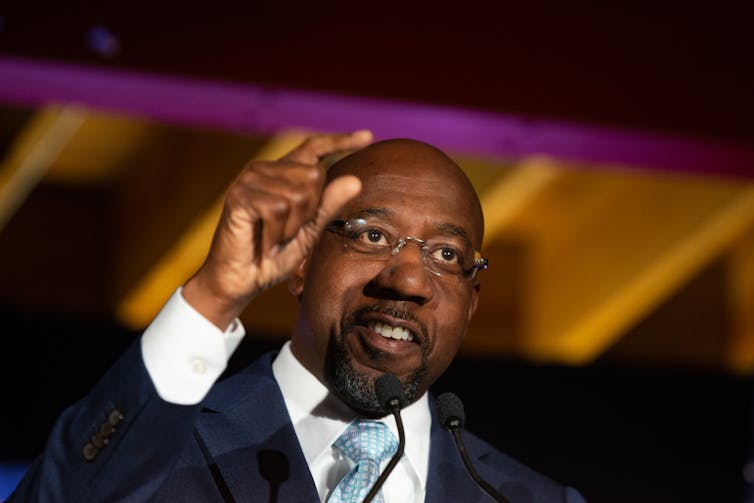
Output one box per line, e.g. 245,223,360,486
1,2,753,502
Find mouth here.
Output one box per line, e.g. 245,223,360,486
351,304,426,348
335,305,430,398
340,305,428,368
367,320,416,343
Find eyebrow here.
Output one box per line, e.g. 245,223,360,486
346,208,395,220
436,222,472,246
348,207,473,246
348,207,394,220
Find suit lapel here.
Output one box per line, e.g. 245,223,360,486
195,352,320,503
425,398,539,503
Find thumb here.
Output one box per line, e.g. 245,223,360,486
312,174,362,231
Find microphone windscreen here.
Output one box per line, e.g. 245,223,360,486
375,373,407,411
436,392,466,429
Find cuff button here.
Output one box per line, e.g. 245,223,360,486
191,358,208,375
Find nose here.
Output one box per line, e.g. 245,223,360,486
367,239,435,304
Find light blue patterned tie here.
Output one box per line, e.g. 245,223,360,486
329,420,398,503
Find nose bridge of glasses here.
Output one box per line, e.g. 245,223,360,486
391,235,425,253
390,236,442,277
391,236,430,262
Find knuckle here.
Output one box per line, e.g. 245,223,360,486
288,190,309,208
304,164,325,183
237,167,261,185
267,196,291,217
225,184,246,205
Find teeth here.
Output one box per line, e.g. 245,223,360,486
369,321,414,342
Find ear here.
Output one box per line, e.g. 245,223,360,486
286,258,309,297
466,282,481,324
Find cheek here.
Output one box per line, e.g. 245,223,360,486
435,285,476,326
426,287,475,357
302,255,369,325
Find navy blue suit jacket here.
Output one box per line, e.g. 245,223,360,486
10,342,586,502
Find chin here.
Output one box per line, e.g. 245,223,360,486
326,348,381,413
325,340,428,416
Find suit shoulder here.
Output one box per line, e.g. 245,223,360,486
462,429,587,502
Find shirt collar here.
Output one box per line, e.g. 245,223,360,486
272,340,430,491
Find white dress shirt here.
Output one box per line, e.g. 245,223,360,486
141,288,430,502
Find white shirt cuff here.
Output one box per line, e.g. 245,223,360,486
140,287,245,405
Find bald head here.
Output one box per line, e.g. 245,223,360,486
327,138,485,247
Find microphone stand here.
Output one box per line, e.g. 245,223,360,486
362,376,407,503
447,423,510,503
437,393,510,503
363,401,405,503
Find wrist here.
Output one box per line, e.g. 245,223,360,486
182,271,249,331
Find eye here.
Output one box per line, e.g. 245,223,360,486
430,246,461,265
356,228,390,246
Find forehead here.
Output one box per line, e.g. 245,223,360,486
330,140,484,245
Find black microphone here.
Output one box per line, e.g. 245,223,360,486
362,373,407,503
436,392,511,503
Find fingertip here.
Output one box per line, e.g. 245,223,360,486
336,174,362,198
323,174,362,209
352,129,373,142
317,174,362,228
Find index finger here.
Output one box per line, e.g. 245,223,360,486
280,130,373,165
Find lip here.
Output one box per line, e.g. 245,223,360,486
358,312,423,345
351,325,421,366
343,312,426,377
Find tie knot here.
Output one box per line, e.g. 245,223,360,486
335,420,398,465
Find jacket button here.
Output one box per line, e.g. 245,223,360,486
108,409,124,426
91,433,107,449
100,421,116,437
82,442,99,461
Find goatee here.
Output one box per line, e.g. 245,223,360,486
324,305,429,415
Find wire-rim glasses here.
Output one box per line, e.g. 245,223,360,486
326,218,488,281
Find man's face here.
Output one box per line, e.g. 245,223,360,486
289,140,484,415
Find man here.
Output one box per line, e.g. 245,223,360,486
10,131,586,502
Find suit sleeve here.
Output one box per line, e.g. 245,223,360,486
8,289,244,502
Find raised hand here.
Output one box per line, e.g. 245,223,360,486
182,130,373,329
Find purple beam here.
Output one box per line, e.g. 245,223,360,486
1,55,752,177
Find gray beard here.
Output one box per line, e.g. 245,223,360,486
324,332,428,416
